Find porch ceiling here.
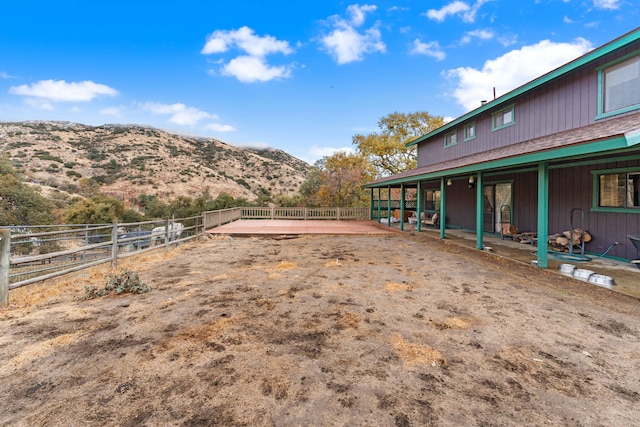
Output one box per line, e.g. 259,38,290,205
365,110,640,188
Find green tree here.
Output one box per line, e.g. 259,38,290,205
0,156,55,225
352,111,445,177
64,194,127,224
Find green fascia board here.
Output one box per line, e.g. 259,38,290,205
365,136,629,188
625,127,640,146
406,28,640,148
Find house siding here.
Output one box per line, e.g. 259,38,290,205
417,40,640,167
433,157,640,260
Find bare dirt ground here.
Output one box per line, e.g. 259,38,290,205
1,232,639,426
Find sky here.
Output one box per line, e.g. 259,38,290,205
1,1,638,164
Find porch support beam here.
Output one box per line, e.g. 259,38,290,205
416,181,422,232
537,162,549,269
439,177,446,239
386,185,391,227
369,188,373,220
400,184,405,231
475,172,484,250
377,188,381,223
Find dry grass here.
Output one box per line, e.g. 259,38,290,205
389,335,448,367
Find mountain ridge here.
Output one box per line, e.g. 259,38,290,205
0,121,310,205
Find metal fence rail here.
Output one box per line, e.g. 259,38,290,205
3,215,203,292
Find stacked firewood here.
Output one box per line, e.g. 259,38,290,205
549,228,592,250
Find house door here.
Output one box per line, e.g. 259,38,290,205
483,183,512,233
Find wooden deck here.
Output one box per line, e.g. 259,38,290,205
206,220,398,236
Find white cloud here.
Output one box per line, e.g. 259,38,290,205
445,37,593,111
410,40,446,61
346,4,377,26
204,123,236,132
24,97,54,111
222,55,292,83
201,26,295,83
140,102,216,126
9,79,118,102
460,29,494,45
593,0,621,9
320,6,385,64
201,26,293,57
426,1,470,21
425,0,493,23
0,71,15,79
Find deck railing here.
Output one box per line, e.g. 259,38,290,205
239,207,369,220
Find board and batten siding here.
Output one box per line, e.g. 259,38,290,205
417,40,640,168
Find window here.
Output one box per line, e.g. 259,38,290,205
598,171,640,209
492,105,515,131
600,54,640,116
424,190,441,211
464,123,476,141
444,131,457,147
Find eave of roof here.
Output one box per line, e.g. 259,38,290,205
365,110,640,188
406,27,640,148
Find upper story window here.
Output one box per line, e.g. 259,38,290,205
595,170,640,210
599,53,640,117
463,123,476,141
492,105,515,131
444,131,457,148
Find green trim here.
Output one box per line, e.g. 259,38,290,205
491,104,516,131
439,177,446,239
365,136,629,188
406,28,640,148
475,172,484,250
596,51,640,119
463,122,476,142
537,163,549,269
416,181,422,232
444,131,458,148
626,127,640,146
591,166,640,211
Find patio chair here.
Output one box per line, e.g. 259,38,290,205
628,235,640,269
422,212,439,228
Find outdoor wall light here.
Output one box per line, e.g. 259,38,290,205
468,175,475,189
447,179,452,186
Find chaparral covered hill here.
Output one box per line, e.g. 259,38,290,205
0,121,310,203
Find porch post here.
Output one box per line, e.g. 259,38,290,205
475,172,484,250
537,162,549,268
400,184,405,231
439,177,446,239
416,181,422,232
386,185,391,227
377,188,381,223
369,188,373,220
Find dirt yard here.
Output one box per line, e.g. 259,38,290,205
1,232,639,426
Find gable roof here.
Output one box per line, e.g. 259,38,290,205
406,27,640,148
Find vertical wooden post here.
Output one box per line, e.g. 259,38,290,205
440,177,446,239
377,188,381,222
386,185,391,227
416,181,422,232
400,184,405,231
475,172,484,250
111,222,118,270
0,229,10,307
164,217,170,253
537,162,549,269
369,188,373,220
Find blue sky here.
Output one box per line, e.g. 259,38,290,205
1,1,638,164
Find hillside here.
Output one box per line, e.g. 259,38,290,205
0,121,310,204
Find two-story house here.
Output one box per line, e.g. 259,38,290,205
364,27,640,268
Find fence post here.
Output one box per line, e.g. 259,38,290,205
337,208,340,221
111,221,118,270
0,229,10,307
164,217,170,253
